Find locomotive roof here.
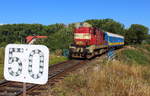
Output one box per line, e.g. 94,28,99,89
105,32,124,39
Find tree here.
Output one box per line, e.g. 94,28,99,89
45,23,65,34
144,35,150,44
85,19,125,35
125,24,149,44
45,27,73,51
34,25,73,51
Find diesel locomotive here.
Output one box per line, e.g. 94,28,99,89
69,22,124,59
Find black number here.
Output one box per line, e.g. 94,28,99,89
28,49,44,79
8,48,23,77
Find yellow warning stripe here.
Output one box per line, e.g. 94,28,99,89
109,42,124,45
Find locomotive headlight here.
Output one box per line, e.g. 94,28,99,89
76,41,84,45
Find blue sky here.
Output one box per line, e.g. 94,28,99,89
0,0,149,29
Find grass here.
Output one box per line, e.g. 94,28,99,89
49,49,68,65
0,48,4,80
0,64,4,79
50,45,150,96
50,54,68,65
117,45,150,65
51,60,150,96
122,49,149,65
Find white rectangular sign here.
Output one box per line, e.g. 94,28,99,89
4,44,49,84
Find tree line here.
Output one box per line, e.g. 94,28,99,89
85,19,149,44
0,19,149,51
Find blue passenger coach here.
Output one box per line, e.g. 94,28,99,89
104,32,124,47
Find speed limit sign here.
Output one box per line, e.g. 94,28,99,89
4,44,49,84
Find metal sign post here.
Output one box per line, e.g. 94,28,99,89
23,82,26,96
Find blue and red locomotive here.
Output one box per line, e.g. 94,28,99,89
69,22,124,59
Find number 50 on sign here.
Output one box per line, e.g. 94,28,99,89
4,44,49,84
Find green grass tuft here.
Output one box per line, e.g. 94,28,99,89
122,49,150,65
116,45,150,65
0,48,4,80
50,55,68,65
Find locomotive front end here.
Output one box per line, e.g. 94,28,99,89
69,23,92,58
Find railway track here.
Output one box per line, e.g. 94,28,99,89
0,60,89,96
0,47,124,96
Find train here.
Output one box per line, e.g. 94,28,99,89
69,22,124,59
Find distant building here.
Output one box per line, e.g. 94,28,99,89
26,36,48,44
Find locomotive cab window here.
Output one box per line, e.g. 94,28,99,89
93,28,96,35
